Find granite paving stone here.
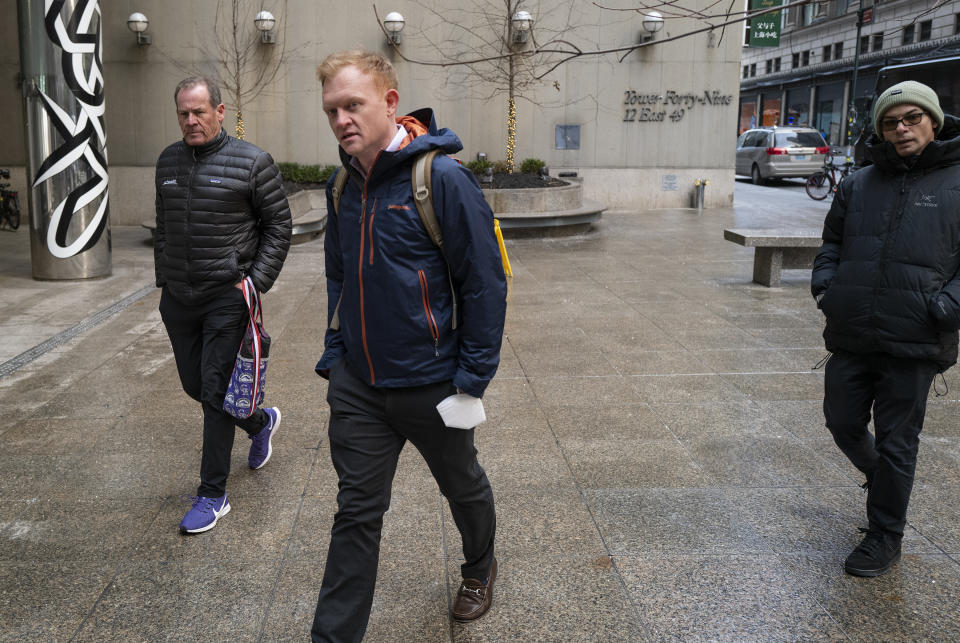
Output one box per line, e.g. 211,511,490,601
0,561,116,642
71,560,277,641
444,488,607,558
907,485,960,554
617,554,848,641
561,437,713,489
777,553,960,642
724,487,941,555
0,498,164,562
585,488,768,555
649,401,784,440
631,373,749,404
720,371,825,401
447,556,646,642
754,399,829,438
686,434,852,487
543,403,673,441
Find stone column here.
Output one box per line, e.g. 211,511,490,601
17,0,111,280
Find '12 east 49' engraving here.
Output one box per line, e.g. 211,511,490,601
623,89,734,123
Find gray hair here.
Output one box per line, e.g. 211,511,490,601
174,77,222,108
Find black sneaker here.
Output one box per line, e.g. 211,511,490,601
844,529,901,577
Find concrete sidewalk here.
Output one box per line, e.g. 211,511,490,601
2,181,960,641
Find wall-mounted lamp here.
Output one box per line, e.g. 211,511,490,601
255,10,276,44
127,12,151,46
640,11,664,43
383,12,405,45
511,10,533,45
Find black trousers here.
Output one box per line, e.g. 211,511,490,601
824,350,937,539
159,286,267,497
311,358,496,643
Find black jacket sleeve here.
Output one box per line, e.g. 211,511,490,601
811,177,848,299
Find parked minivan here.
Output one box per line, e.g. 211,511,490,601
736,127,829,185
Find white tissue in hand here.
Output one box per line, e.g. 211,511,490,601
436,394,486,429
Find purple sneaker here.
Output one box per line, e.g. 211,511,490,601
248,407,280,470
179,494,230,534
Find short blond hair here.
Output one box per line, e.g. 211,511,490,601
317,50,398,91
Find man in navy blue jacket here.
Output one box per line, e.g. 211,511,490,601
311,50,507,642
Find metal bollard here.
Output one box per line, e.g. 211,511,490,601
692,178,709,212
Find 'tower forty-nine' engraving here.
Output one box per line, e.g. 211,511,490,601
33,0,109,260
623,90,734,123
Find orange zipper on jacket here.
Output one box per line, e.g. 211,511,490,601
368,200,377,265
357,153,383,384
418,269,440,357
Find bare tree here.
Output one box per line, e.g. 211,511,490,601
384,1,603,171
211,0,288,139
156,0,290,140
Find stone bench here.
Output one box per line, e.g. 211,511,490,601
723,228,822,287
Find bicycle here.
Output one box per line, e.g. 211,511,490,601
805,158,856,201
0,169,21,231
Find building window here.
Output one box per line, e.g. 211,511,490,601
823,45,832,62
903,24,915,45
919,20,932,41
743,65,750,79
834,42,843,59
803,1,828,25
766,59,773,74
555,125,580,150
859,35,869,53
750,63,757,77
802,50,810,66
774,57,781,72
873,32,883,51
792,52,800,68
955,13,960,35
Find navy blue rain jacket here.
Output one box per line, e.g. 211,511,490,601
315,109,507,397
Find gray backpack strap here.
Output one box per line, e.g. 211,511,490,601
328,167,349,330
331,166,349,216
412,149,443,247
411,149,457,330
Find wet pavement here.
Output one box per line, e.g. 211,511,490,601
2,179,960,641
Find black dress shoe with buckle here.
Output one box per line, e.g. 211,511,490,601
452,558,497,621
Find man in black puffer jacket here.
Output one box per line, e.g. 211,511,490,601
812,81,960,577
155,76,291,534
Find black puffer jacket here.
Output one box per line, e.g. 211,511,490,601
155,129,292,304
812,114,960,369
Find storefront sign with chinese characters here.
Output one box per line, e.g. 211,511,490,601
622,89,734,123
748,0,782,47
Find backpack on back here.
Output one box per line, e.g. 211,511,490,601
328,149,511,332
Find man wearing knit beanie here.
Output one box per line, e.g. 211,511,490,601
871,80,944,157
812,80,960,577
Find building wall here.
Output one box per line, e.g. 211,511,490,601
738,0,960,144
0,0,742,224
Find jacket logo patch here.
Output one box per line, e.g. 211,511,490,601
162,179,176,185
915,192,937,208
388,204,411,211
210,179,222,184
